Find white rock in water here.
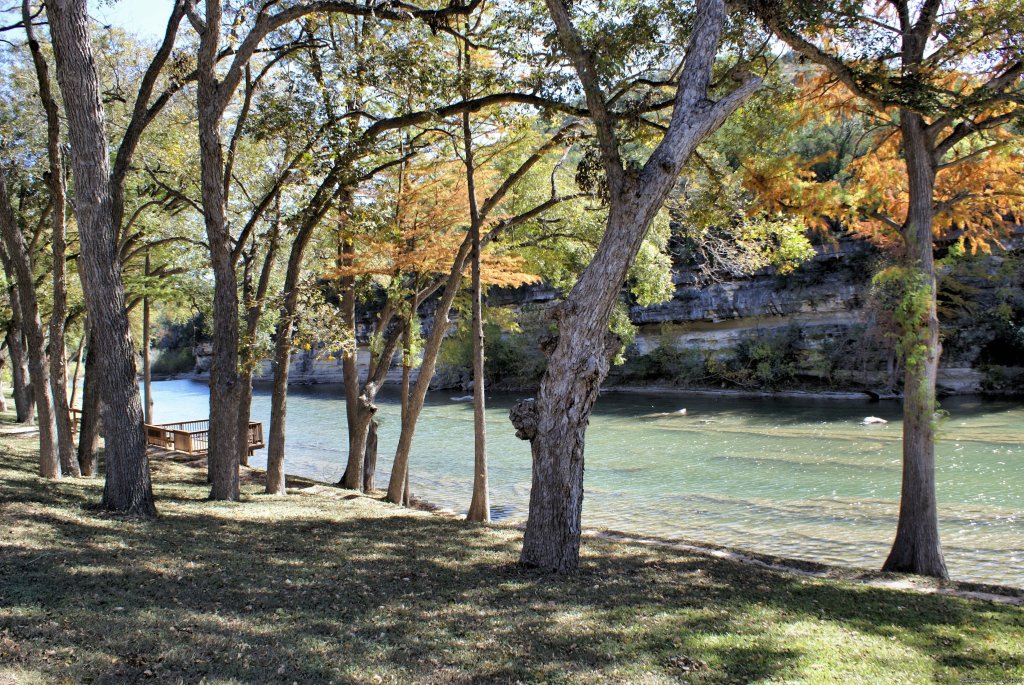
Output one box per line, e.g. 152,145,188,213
450,395,474,402
862,416,888,425
639,408,688,419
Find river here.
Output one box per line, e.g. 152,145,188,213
147,378,1023,587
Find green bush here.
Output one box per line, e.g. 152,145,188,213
151,347,196,376
707,326,804,390
612,343,706,385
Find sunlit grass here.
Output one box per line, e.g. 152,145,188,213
1,419,1022,685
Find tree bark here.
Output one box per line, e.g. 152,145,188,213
48,0,154,516
24,0,78,476
264,212,321,495
362,420,378,491
265,318,293,496
0,172,60,479
511,0,758,571
0,352,7,413
5,296,34,424
77,331,101,477
339,238,368,491
881,112,948,579
195,0,242,501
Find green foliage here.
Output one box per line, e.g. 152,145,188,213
611,337,707,386
707,326,805,390
438,307,549,389
291,286,355,363
151,347,196,376
871,266,933,375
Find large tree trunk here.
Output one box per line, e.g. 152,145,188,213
0,173,60,479
197,0,241,500
5,300,35,424
882,113,948,579
48,0,154,516
509,0,756,572
23,2,78,476
77,332,101,477
511,202,653,572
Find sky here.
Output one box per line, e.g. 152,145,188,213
87,0,175,42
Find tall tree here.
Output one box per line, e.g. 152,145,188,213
191,0,484,501
23,0,78,476
47,0,155,516
509,0,760,572
750,0,1024,579
0,173,58,478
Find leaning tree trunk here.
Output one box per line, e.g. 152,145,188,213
5,301,35,424
509,0,757,573
77,334,101,477
48,0,154,516
511,201,653,572
0,172,60,479
882,113,948,579
265,218,319,495
265,319,293,496
386,237,472,505
24,3,78,476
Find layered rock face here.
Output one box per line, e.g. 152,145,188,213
192,235,1021,395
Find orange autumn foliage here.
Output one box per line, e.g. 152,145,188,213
797,70,1023,253
328,159,540,288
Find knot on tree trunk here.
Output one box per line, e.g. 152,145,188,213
538,333,559,355
509,398,538,442
358,393,378,415
578,331,622,382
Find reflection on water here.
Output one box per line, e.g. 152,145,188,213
148,379,1024,587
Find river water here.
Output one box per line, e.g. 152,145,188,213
147,379,1023,587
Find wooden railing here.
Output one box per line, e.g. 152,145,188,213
143,419,264,456
69,407,263,456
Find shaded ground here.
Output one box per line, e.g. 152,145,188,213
1,426,1023,684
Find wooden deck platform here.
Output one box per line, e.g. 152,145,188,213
145,419,265,456
69,408,264,456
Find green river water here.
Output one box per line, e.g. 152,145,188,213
149,379,1023,587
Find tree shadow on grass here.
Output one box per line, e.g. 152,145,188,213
2,441,1022,684
3,502,1022,685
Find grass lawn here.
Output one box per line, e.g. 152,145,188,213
2,423,1023,685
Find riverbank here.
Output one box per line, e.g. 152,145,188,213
3,429,1024,684
599,384,880,401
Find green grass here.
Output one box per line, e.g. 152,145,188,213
1,422,1022,684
